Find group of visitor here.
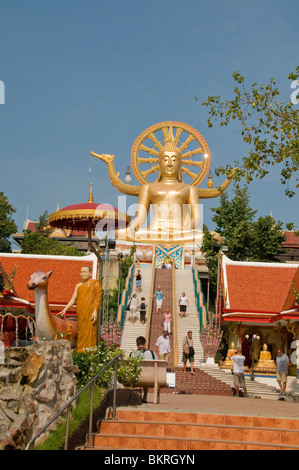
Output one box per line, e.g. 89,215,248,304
131,331,195,403
228,347,290,398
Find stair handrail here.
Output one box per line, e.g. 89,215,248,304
192,266,208,331
25,352,123,451
172,262,178,366
145,258,156,346
116,262,135,329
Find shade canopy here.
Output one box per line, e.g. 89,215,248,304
49,184,130,232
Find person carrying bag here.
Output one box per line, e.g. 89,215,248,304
182,331,195,375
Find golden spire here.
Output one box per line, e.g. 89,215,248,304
159,123,181,159
207,170,214,189
88,182,94,203
164,123,175,145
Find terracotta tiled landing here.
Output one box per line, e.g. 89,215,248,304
86,409,299,451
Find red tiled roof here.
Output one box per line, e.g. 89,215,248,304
283,231,299,247
0,253,98,312
222,256,299,318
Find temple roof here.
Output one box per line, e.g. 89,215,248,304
221,255,299,322
0,252,98,313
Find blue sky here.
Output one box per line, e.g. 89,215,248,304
0,0,298,244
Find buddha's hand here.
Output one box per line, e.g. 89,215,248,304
126,223,139,241
90,151,115,163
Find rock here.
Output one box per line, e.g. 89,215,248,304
0,340,77,449
21,352,44,385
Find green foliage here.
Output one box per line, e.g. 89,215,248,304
197,67,299,197
117,353,143,388
250,216,286,262
21,211,83,256
0,192,17,253
118,244,136,291
201,224,219,292
72,342,142,389
202,187,288,296
34,387,104,450
72,342,120,388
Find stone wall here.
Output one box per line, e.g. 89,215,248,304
0,340,77,450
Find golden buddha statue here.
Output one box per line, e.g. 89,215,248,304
91,121,234,245
221,342,237,369
255,343,276,372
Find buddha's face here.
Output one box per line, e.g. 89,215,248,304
159,151,181,178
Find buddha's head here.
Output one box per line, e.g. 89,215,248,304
263,343,268,351
157,126,182,182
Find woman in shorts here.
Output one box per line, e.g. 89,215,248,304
178,292,189,318
152,287,164,315
135,270,142,293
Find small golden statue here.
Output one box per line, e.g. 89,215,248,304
221,342,237,369
255,344,276,373
91,121,234,245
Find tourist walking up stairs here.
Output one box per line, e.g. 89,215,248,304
175,269,204,368
120,265,153,358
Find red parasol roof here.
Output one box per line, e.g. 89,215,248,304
49,183,130,232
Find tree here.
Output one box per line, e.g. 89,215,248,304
21,211,83,256
250,215,286,262
201,224,219,293
201,187,288,296
0,192,17,253
211,187,257,261
197,67,299,197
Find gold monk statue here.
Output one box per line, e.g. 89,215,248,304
59,266,102,353
91,121,234,244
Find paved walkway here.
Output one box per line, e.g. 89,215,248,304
135,392,299,420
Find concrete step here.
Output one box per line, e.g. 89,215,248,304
175,269,204,366
199,365,282,400
120,266,153,358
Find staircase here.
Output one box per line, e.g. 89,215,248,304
120,266,153,358
148,268,174,366
120,265,283,399
199,364,282,400
83,409,299,450
175,269,204,367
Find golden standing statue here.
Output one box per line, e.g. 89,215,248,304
91,121,234,244
59,266,102,353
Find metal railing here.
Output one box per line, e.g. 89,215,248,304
25,352,122,450
116,263,135,329
192,266,208,330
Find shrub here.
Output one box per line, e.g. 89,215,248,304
72,342,142,388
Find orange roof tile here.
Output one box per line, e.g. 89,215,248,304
0,253,98,312
283,231,299,247
222,256,299,316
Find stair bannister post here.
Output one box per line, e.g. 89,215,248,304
145,256,156,347
172,261,178,366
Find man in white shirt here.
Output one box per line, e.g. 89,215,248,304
229,347,249,397
156,330,173,366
